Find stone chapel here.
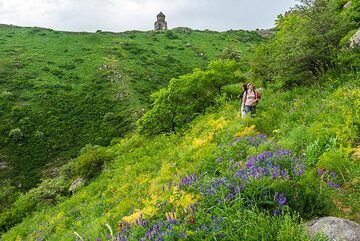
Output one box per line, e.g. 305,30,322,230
154,12,168,31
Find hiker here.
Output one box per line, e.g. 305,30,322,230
242,82,259,118
240,83,248,118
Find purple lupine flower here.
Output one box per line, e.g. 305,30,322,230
281,170,289,178
225,192,235,202
153,224,159,235
317,168,324,176
326,179,332,188
293,164,305,176
272,166,280,178
145,229,151,238
179,230,187,238
327,179,340,189
330,172,337,178
179,173,197,188
246,158,255,168
190,204,196,216
117,234,127,241
96,238,102,241
258,134,267,141
274,192,287,207
273,208,281,216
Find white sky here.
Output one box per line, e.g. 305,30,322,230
0,0,297,32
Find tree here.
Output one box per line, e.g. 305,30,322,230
252,0,355,87
137,60,242,135
221,45,242,62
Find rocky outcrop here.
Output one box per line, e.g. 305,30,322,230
350,29,360,48
306,217,360,241
344,1,352,9
0,161,7,170
69,178,85,192
256,28,276,38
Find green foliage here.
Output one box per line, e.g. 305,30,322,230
138,60,242,135
0,180,19,213
0,178,66,234
74,145,113,180
220,45,242,61
8,128,23,143
0,2,360,239
252,0,357,87
0,25,261,190
1,72,359,240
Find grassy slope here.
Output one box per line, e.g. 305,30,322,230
2,75,359,240
0,25,262,189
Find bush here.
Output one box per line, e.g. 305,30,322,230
221,45,242,61
251,0,356,87
0,178,66,233
165,31,178,39
74,145,113,179
138,60,242,135
8,128,23,142
222,83,245,100
0,180,19,213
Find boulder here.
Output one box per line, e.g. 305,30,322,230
69,177,85,192
0,161,7,170
306,217,360,241
344,1,352,9
350,29,360,48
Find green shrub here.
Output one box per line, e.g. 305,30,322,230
74,145,113,180
317,148,351,182
221,45,242,61
222,83,244,100
0,180,19,213
8,128,23,142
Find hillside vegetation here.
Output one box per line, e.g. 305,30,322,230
0,0,360,240
0,25,261,189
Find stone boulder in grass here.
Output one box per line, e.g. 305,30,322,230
306,217,360,241
350,29,360,48
69,177,85,193
343,1,352,9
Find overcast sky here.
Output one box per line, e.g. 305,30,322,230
0,0,297,32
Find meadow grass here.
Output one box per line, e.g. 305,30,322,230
1,74,358,240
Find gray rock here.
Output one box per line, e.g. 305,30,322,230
50,167,59,178
0,161,7,170
256,28,276,38
344,1,352,9
306,217,360,241
350,29,360,48
69,177,85,192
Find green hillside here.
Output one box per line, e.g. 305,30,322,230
1,74,359,241
0,25,262,189
0,0,360,240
